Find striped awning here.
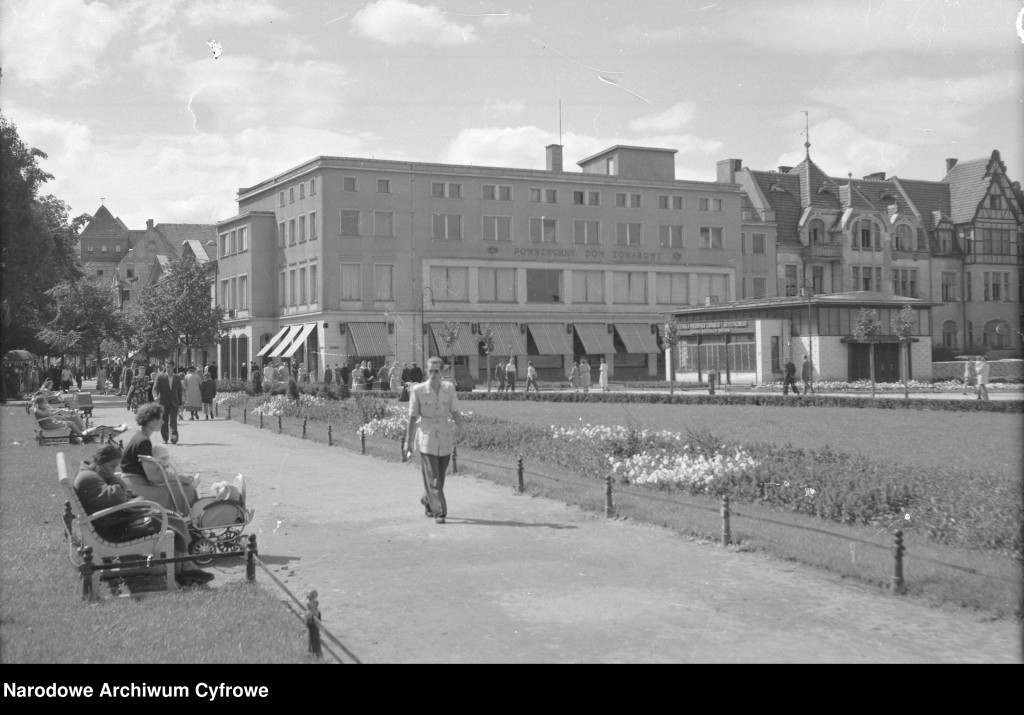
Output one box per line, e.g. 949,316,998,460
526,323,574,355
267,325,302,358
279,323,317,358
347,322,393,356
256,326,291,357
840,335,920,343
614,323,661,353
428,322,478,356
573,323,615,355
486,322,527,356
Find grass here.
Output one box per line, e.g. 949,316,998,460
0,408,314,663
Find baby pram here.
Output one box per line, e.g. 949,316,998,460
138,456,255,564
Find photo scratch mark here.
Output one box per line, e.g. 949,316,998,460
206,39,222,59
323,14,348,26
598,74,652,104
526,34,624,75
1017,5,1024,44
186,87,203,133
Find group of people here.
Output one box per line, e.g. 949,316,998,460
782,355,816,396
493,358,540,392
961,355,992,401
123,362,219,441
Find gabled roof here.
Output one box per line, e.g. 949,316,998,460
153,223,218,249
943,151,1001,224
891,177,951,231
181,239,214,262
790,155,839,210
748,171,803,245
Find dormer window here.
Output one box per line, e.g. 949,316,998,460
816,183,834,196
769,182,786,193
808,219,825,245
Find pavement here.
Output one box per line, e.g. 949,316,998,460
83,388,1020,663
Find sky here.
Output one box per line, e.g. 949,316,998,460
1,0,1022,229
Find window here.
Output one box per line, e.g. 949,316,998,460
298,216,306,243
278,222,286,247
220,233,229,257
431,182,461,198
894,224,913,251
808,219,825,244
572,270,604,303
616,222,642,246
573,220,600,245
525,269,562,303
101,244,108,253
299,268,307,304
530,217,558,243
983,271,1010,301
340,263,361,300
658,195,669,209
289,187,294,203
673,196,684,210
655,273,687,304
238,226,248,251
279,271,285,307
892,268,918,298
941,272,958,302
613,271,647,304
616,193,641,208
784,265,798,296
573,190,599,206
221,279,230,308
989,194,1003,210
699,197,723,212
432,213,462,240
87,244,93,252
288,219,296,246
299,183,305,200
429,266,468,301
96,269,104,276
983,320,1010,348
811,265,824,294
478,267,517,302
853,219,879,250
751,233,765,253
694,273,728,303
279,191,285,207
374,211,394,237
752,277,766,298
658,195,684,210
288,270,295,306
238,275,248,309
343,176,357,192
309,178,316,195
659,225,683,248
377,178,391,194
699,227,723,249
482,184,512,201
937,227,953,254
374,264,394,301
606,157,616,175
340,210,360,236
115,243,122,253
483,216,512,242
852,266,883,291
126,268,134,278
309,264,317,304
529,187,557,203
965,273,973,302
978,226,1013,255
309,212,317,240
942,320,958,348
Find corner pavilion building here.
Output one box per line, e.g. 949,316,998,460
213,144,755,382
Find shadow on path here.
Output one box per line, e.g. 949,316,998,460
443,517,577,530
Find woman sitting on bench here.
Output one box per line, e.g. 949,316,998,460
119,402,199,514
30,393,90,442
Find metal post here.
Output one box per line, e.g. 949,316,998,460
302,418,307,439
245,534,257,583
278,415,282,433
452,445,458,473
243,408,247,424
721,495,731,546
259,413,264,429
227,405,231,420
517,456,524,493
306,590,323,660
360,428,366,454
79,546,94,600
892,529,905,595
605,473,614,518
328,424,333,446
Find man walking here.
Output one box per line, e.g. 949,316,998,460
525,361,539,393
405,357,464,525
153,363,182,444
801,355,815,395
505,358,517,392
783,360,800,396
495,360,506,392
975,356,990,401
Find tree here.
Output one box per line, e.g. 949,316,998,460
436,320,461,378
135,253,224,360
478,324,496,393
660,321,681,395
890,304,916,399
36,278,125,366
853,308,881,397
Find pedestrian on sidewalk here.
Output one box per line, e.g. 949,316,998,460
200,370,217,419
495,360,506,392
405,357,465,525
505,358,517,392
525,361,539,393
783,360,800,396
962,359,977,395
975,356,990,401
801,355,815,395
599,357,609,392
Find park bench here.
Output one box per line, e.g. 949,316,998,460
73,392,94,418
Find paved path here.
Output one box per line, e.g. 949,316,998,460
89,395,1020,663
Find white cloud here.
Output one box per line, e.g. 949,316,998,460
183,0,287,26
775,118,909,178
628,102,696,134
483,98,525,118
0,0,127,86
352,0,477,45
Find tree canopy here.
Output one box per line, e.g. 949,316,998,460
36,278,128,363
134,253,223,358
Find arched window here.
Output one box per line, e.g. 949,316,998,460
808,219,825,245
894,224,913,251
853,219,879,250
941,320,958,348
983,320,1010,349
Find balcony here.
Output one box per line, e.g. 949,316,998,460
963,251,1023,266
801,242,843,260
741,208,776,223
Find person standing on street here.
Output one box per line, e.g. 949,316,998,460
182,366,202,420
801,355,815,395
95,364,107,395
152,363,181,443
505,357,517,392
599,357,609,392
525,361,539,393
409,362,423,384
568,361,579,393
975,356,990,401
405,357,465,525
495,360,506,392
200,371,217,419
783,360,800,396
962,358,977,395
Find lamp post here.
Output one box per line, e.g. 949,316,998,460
802,280,814,390
420,287,434,368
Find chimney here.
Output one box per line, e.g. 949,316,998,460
946,158,958,173
863,171,886,181
546,144,563,172
778,166,793,173
146,219,154,229
716,158,742,183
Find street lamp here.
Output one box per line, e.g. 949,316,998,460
801,279,814,391
420,287,434,367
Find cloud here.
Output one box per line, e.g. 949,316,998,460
483,98,525,118
629,102,697,134
775,117,909,178
182,0,287,26
0,0,127,86
352,0,477,45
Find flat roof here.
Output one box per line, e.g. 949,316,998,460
663,291,939,316
576,145,679,166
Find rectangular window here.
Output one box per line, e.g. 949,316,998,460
374,264,394,301
429,266,468,301
238,275,248,309
752,233,766,253
432,213,462,240
343,176,357,192
613,271,647,304
573,190,599,206
673,196,684,210
288,219,296,245
694,273,728,304
309,212,317,240
279,191,285,207
101,244,108,252
230,278,237,309
659,225,683,248
298,216,306,243
655,273,687,304
525,269,563,303
616,222,642,246
699,197,723,211
529,188,557,203
340,263,361,300
482,184,512,201
115,243,122,253
478,267,517,302
289,187,295,203
572,270,605,303
892,268,918,298
374,211,394,237
340,210,360,236
431,182,462,198
658,195,669,209
219,233,229,257
299,268,307,304
238,226,247,251
984,271,1011,301
752,277,766,298
989,194,1003,210
699,227,723,249
299,183,305,200
785,265,798,296
616,193,641,208
309,264,317,304
530,217,558,243
288,270,295,306
377,178,391,194
87,245,93,252
229,229,237,254
483,216,512,242
278,222,286,247
941,272,958,302
279,271,285,307
309,178,316,195
221,279,229,308
573,220,600,245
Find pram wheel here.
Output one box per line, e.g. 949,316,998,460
189,537,218,565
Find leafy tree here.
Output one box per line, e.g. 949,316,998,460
478,324,495,392
436,320,461,378
853,308,881,397
36,278,125,366
890,304,916,399
135,253,223,361
660,321,681,395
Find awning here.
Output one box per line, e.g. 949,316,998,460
267,325,302,358
840,336,920,343
614,323,662,353
256,326,291,357
347,322,393,356
486,322,527,356
526,323,573,355
279,323,317,358
429,322,478,356
573,323,616,355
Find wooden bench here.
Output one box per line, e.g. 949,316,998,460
73,392,94,419
57,452,178,597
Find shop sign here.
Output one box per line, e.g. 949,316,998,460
676,320,748,333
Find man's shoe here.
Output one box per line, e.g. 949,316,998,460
435,516,445,524
420,496,433,518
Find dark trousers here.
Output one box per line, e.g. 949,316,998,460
420,452,451,518
506,373,516,391
783,376,799,395
160,405,179,443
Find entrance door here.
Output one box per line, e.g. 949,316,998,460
849,343,900,382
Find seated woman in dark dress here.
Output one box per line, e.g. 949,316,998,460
120,403,199,514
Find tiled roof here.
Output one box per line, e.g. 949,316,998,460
943,152,999,224
748,171,803,245
790,156,839,210
80,204,131,243
154,223,218,250
182,239,213,262
891,178,951,230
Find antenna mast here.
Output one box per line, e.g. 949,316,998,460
802,110,810,155
558,99,562,145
